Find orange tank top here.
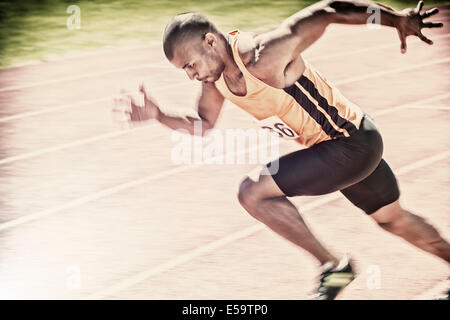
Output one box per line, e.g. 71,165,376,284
214,30,364,147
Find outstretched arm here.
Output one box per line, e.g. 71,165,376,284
113,82,224,136
254,0,443,77
325,0,442,52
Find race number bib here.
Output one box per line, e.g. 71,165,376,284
258,116,299,140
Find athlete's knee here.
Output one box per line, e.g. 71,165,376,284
237,177,262,211
370,200,409,233
372,202,430,237
376,218,404,234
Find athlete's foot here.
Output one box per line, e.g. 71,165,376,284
313,256,355,300
434,289,449,300
433,279,450,300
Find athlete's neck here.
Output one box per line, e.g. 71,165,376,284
218,32,241,79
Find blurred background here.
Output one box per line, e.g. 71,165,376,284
0,0,449,300
0,0,448,67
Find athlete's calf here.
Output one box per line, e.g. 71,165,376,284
371,200,450,263
238,174,339,266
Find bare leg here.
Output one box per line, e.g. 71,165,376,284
238,173,339,266
371,200,450,263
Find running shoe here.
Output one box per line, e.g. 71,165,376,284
313,256,356,300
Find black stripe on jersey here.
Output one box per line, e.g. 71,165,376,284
298,75,358,135
283,83,345,139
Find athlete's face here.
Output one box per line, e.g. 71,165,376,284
171,35,225,83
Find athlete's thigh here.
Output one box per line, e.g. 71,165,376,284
266,137,381,197
340,158,400,215
241,165,286,199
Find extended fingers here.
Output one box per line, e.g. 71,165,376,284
397,29,407,54
419,33,433,45
113,96,131,112
422,22,443,28
111,98,132,124
118,88,144,107
114,94,130,105
112,88,147,125
139,83,148,99
111,108,131,124
416,0,424,13
421,7,439,19
420,7,443,29
139,82,156,103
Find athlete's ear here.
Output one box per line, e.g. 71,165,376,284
203,32,217,48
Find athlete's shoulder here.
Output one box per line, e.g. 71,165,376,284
230,31,276,86
233,31,258,67
230,30,303,89
235,30,280,66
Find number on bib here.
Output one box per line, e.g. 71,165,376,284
258,116,299,140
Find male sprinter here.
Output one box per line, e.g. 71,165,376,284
116,0,450,299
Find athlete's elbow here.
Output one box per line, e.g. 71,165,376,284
191,119,214,137
311,0,340,17
319,2,346,25
327,0,371,23
201,121,214,137
327,0,355,11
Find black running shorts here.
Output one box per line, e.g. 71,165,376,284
267,114,400,214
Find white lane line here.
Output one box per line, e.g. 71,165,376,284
0,143,263,232
0,82,191,123
0,97,111,123
0,93,448,231
0,44,164,71
371,93,450,117
335,57,450,86
0,123,159,166
0,63,172,93
1,33,448,124
1,59,448,166
87,150,450,299
87,224,267,300
0,165,195,232
405,105,450,111
307,33,450,62
87,197,338,300
395,150,450,175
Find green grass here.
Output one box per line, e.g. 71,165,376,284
0,0,448,67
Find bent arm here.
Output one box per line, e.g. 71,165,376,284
157,82,225,136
